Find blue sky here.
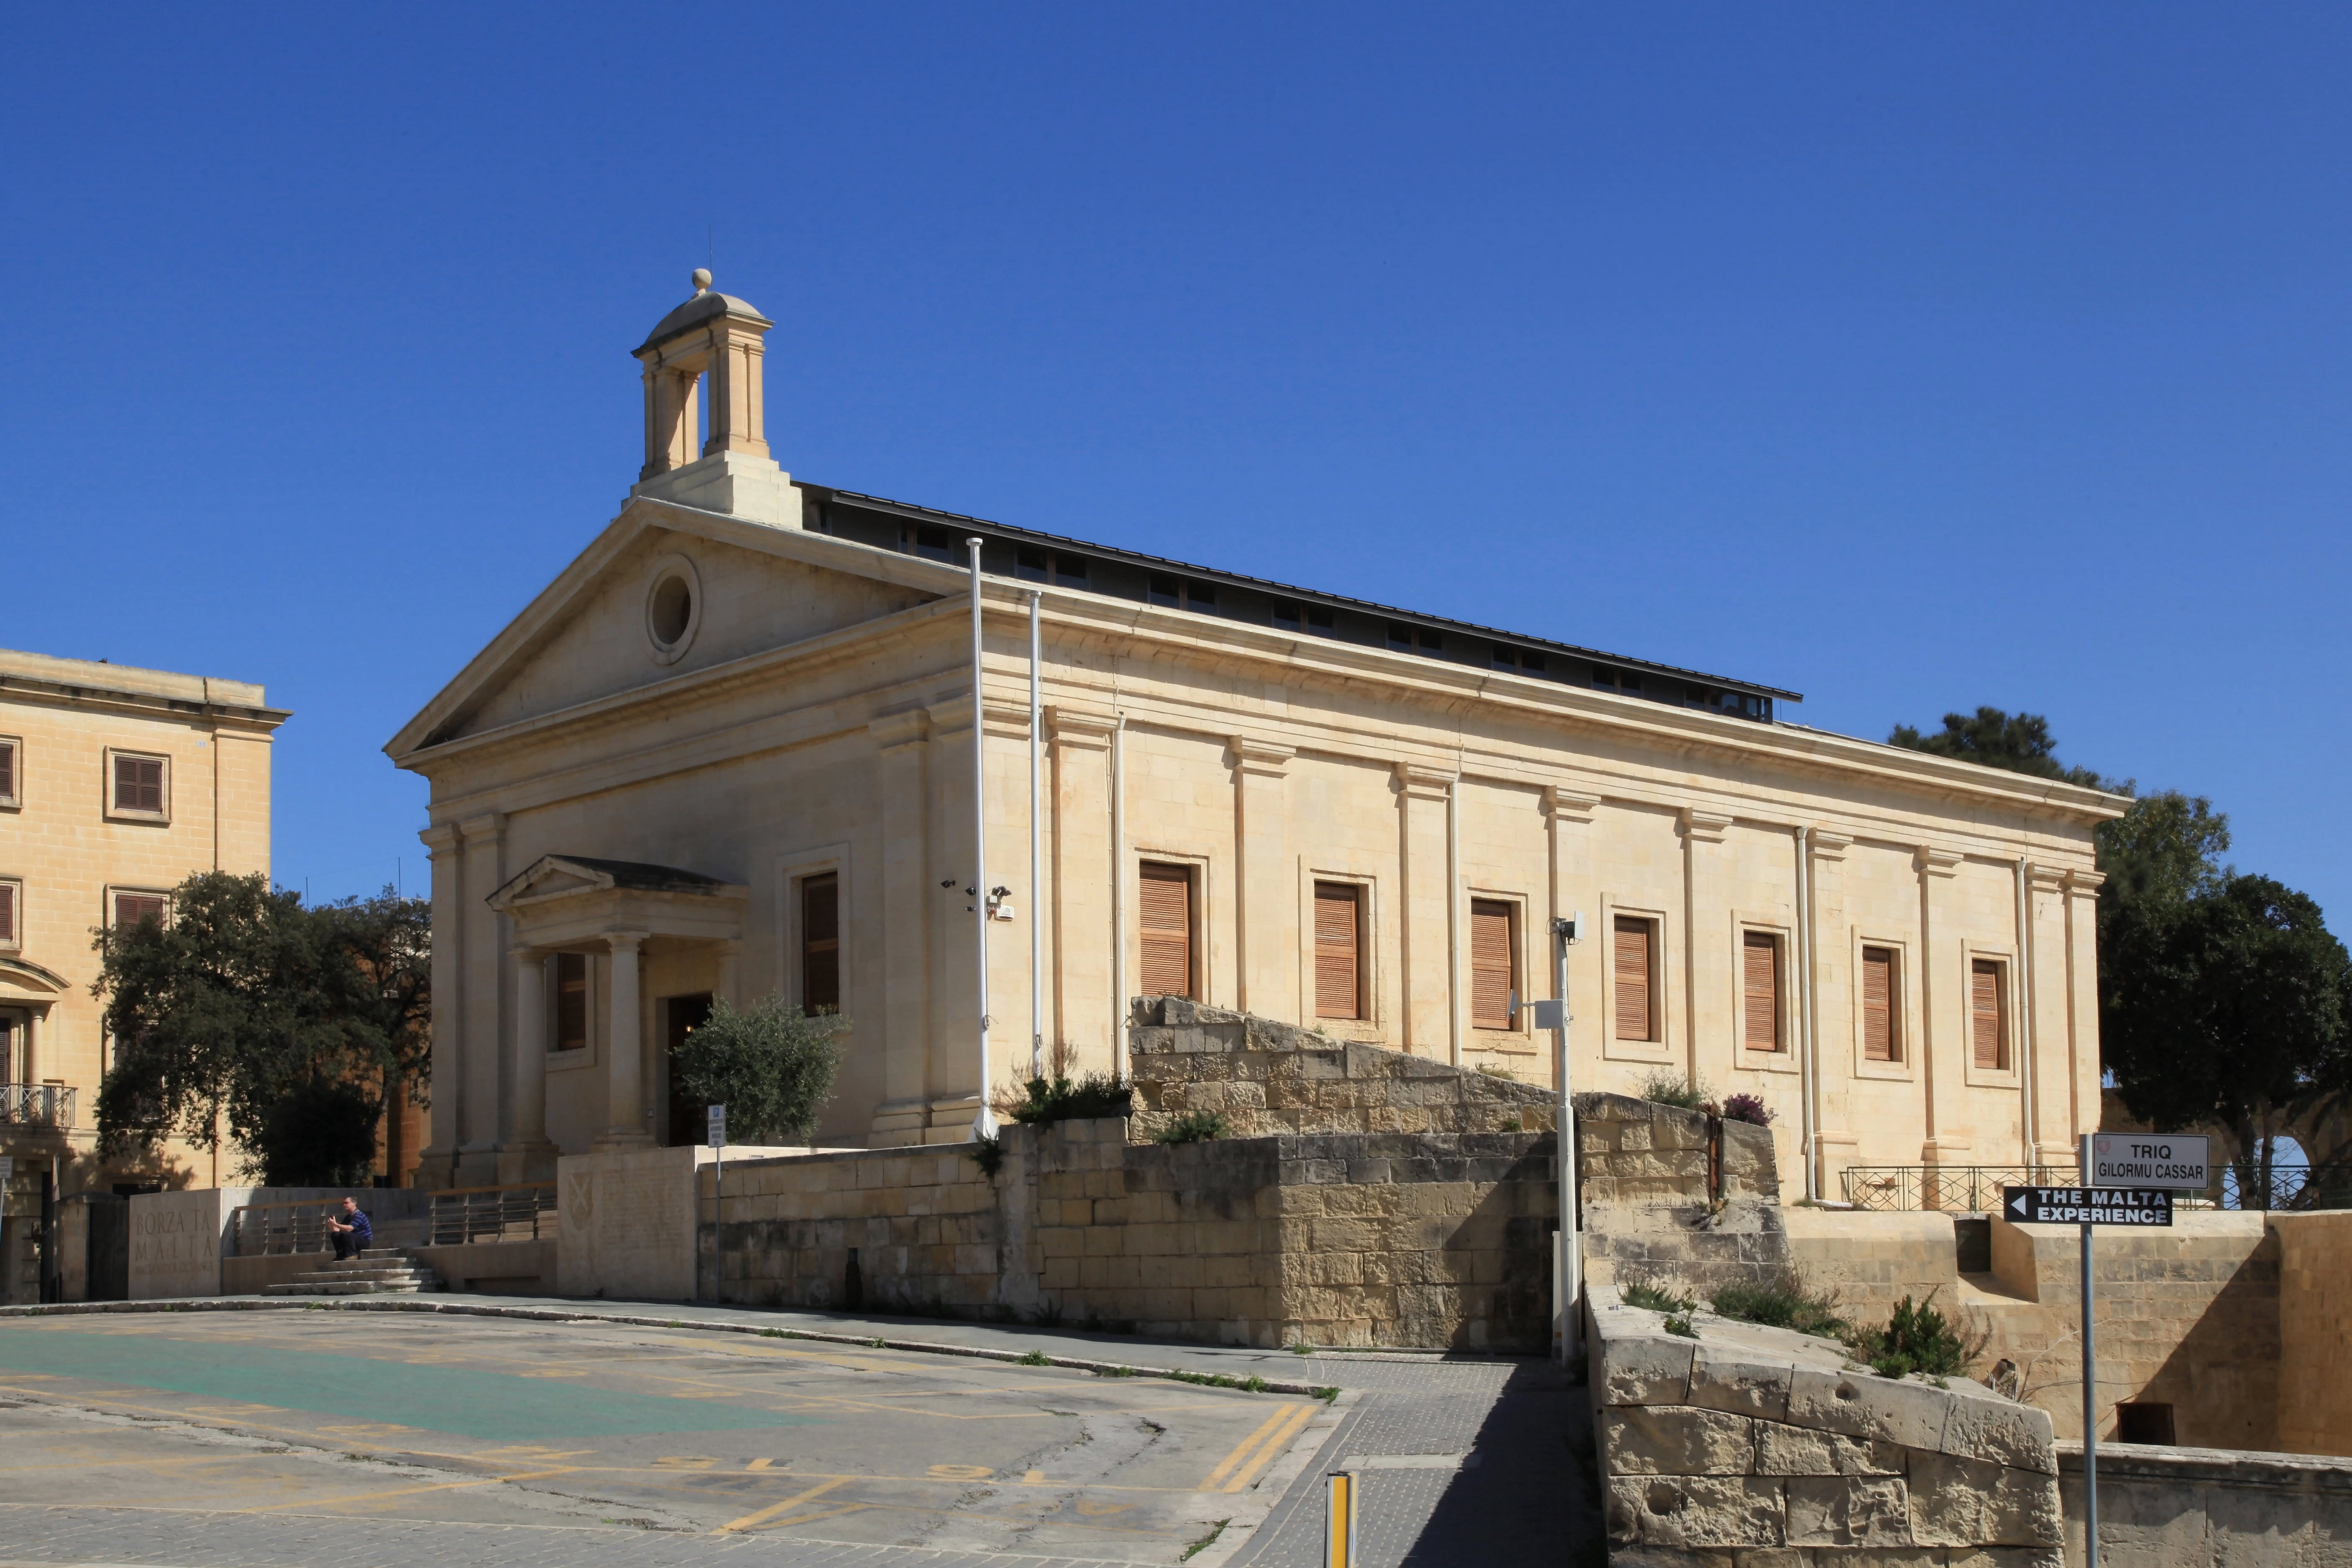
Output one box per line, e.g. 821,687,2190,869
4,5,2347,919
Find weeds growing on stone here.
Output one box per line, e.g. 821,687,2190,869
1637,1069,1708,1110
1017,1349,1051,1366
1619,1281,1697,1315
1313,1386,1340,1402
966,1133,1005,1178
1153,1109,1233,1144
1009,1072,1134,1126
1663,1314,1697,1338
1849,1291,1986,1379
1184,1520,1230,1559
1708,1270,1846,1341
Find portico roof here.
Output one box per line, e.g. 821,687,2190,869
486,854,748,949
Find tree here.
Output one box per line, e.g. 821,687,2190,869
2102,875,2352,1207
93,872,432,1186
1888,707,2108,789
668,994,844,1145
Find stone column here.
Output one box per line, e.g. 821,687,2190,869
501,949,556,1180
21,1006,39,1086
457,813,508,1184
714,940,743,1009
1050,709,1117,1072
1681,810,1734,1087
417,823,464,1183
1396,765,1455,1055
1916,846,1964,1169
597,931,652,1148
1543,787,1599,1095
2061,869,2105,1160
1231,738,1297,1021
870,710,933,1145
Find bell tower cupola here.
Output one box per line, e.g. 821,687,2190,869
627,270,796,526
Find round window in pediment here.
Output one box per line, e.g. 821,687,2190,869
645,554,703,665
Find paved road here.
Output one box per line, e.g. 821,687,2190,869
0,1298,1598,1568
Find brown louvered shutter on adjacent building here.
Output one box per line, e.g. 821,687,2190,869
1613,916,1654,1041
1743,931,1781,1051
0,740,14,802
1139,862,1193,999
1470,900,1514,1029
802,872,841,1015
1971,958,2006,1069
114,892,168,931
0,882,15,945
554,952,589,1050
1861,946,1897,1062
1313,881,1361,1019
114,755,164,814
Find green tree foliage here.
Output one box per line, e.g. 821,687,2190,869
1887,707,2107,788
2102,875,2352,1207
668,994,844,1145
92,872,432,1185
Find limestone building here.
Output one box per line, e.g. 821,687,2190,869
0,649,284,1295
388,273,2123,1196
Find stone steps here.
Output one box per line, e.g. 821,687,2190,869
263,1250,444,1297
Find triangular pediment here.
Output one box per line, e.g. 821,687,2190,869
487,854,748,913
387,497,965,758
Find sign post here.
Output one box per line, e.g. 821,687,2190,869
1323,1470,1357,1568
707,1104,727,1302
1534,913,1583,1366
1999,1131,2206,1568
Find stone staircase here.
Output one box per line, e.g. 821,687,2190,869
263,1247,443,1297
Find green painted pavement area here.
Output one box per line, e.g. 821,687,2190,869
0,1328,825,1441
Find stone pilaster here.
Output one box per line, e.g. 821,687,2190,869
1805,830,1853,1199
2025,864,2069,1163
1543,787,1600,1094
457,812,506,1186
924,700,983,1144
500,947,557,1182
417,823,463,1185
1049,708,1118,1074
1916,845,1965,1166
2060,868,2105,1161
870,709,933,1146
1681,810,1733,1086
1231,738,1297,1021
1395,764,1455,1056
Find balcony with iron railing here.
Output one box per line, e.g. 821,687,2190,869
0,1084,76,1130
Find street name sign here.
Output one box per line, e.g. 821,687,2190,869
2089,1133,2208,1190
2002,1186,2173,1227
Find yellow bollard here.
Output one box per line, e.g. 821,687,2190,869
1325,1470,1358,1568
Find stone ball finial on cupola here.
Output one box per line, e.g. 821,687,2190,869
632,270,775,480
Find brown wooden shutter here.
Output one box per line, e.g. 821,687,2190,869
1470,900,1514,1029
0,882,14,945
115,755,163,814
1313,881,1360,1019
1613,916,1653,1041
1861,946,1896,1062
114,893,166,931
554,952,588,1050
1971,958,2006,1069
802,872,841,1015
1742,931,1780,1051
0,741,14,801
1138,862,1193,999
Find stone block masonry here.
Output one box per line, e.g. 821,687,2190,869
1590,1296,2062,1568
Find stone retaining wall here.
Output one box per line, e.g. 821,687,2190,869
2057,1441,2352,1568
1591,1295,2061,1568
1577,1093,1790,1302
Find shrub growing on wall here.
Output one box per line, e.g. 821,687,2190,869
669,994,845,1145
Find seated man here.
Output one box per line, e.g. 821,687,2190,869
326,1196,374,1260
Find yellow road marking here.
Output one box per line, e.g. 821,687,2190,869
734,1501,872,1533
1197,1403,1301,1491
229,1466,580,1516
717,1476,851,1533
745,1457,772,1471
1222,1400,1316,1493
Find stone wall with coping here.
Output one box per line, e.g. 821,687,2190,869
1577,1092,1789,1302
1590,1296,2061,1568
2272,1210,2352,1459
2055,1441,2352,1568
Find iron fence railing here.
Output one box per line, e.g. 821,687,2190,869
229,1199,343,1256
0,1084,77,1128
2220,1163,2352,1211
1841,1163,2080,1212
428,1182,557,1246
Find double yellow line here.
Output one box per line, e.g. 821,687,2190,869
1197,1401,1315,1493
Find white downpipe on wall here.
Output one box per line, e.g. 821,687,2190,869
2017,859,2038,1170
1447,776,1463,1067
1028,590,1044,1085
1111,717,1128,1082
1795,827,1820,1203
967,539,995,1138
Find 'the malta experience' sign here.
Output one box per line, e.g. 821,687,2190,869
2002,1187,2174,1227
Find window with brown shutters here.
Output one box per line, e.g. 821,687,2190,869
0,739,17,806
1613,915,1656,1042
1742,931,1782,1051
112,753,165,816
554,952,589,1050
1138,861,1194,999
1861,946,1898,1062
1971,958,2008,1070
1313,881,1362,1020
1470,899,1515,1029
0,880,17,946
801,872,841,1015
113,892,167,931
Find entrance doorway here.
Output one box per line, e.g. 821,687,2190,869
662,993,714,1148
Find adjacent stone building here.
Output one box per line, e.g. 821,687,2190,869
388,272,2123,1194
0,647,285,1298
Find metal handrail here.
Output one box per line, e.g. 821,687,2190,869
1841,1163,2081,1212
427,1181,557,1246
0,1084,77,1128
229,1199,345,1257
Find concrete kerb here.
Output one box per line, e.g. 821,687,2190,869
0,1295,1357,1400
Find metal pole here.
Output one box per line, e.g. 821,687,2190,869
968,539,995,1138
2080,1129,2099,1568
1553,913,1583,1366
1029,589,1044,1084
